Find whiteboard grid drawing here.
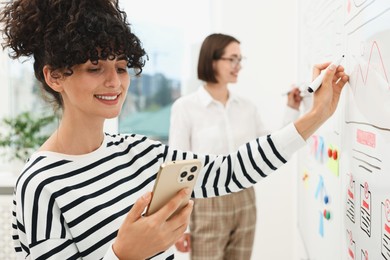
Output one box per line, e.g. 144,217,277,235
297,0,390,259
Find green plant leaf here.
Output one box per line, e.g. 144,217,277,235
0,111,56,162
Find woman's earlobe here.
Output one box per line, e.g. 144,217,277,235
43,65,63,92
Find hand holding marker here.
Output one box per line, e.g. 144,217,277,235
307,55,345,93
282,55,345,97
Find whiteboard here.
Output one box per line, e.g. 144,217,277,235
297,0,390,259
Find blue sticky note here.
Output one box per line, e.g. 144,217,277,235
319,211,324,237
315,175,324,199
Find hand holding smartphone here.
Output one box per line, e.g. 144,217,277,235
145,159,202,217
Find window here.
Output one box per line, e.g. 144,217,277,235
0,1,212,147
118,0,212,143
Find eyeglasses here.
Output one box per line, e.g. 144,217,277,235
219,56,245,68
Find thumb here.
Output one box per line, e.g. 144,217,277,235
322,62,337,85
126,192,152,223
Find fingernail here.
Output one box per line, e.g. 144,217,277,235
328,63,337,71
183,188,191,195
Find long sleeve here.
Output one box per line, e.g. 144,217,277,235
12,189,84,260
164,122,306,198
168,98,192,150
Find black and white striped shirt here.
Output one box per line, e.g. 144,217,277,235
12,123,304,259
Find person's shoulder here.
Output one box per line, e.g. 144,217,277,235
176,91,199,103
171,91,200,109
13,153,59,197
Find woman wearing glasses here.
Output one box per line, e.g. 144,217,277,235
169,33,303,259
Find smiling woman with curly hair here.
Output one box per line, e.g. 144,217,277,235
0,0,349,259
1,0,146,110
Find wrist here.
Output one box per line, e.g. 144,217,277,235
112,241,143,260
294,109,327,140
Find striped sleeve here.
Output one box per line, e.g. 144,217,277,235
185,123,306,198
13,174,82,260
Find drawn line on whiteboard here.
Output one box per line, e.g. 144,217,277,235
319,0,338,12
351,0,374,8
361,218,370,229
352,149,382,162
352,156,381,170
351,41,390,90
309,3,342,30
345,0,375,25
345,121,390,132
319,0,340,15
358,165,373,173
347,7,390,35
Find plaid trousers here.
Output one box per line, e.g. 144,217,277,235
190,187,257,260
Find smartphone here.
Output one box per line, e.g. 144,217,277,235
145,159,202,217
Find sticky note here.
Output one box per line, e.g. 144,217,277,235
327,145,339,176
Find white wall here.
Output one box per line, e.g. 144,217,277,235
210,1,303,259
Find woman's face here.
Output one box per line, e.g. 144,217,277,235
58,57,130,121
214,42,242,85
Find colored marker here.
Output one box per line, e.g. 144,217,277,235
307,55,345,93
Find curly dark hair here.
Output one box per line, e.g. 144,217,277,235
0,0,147,109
